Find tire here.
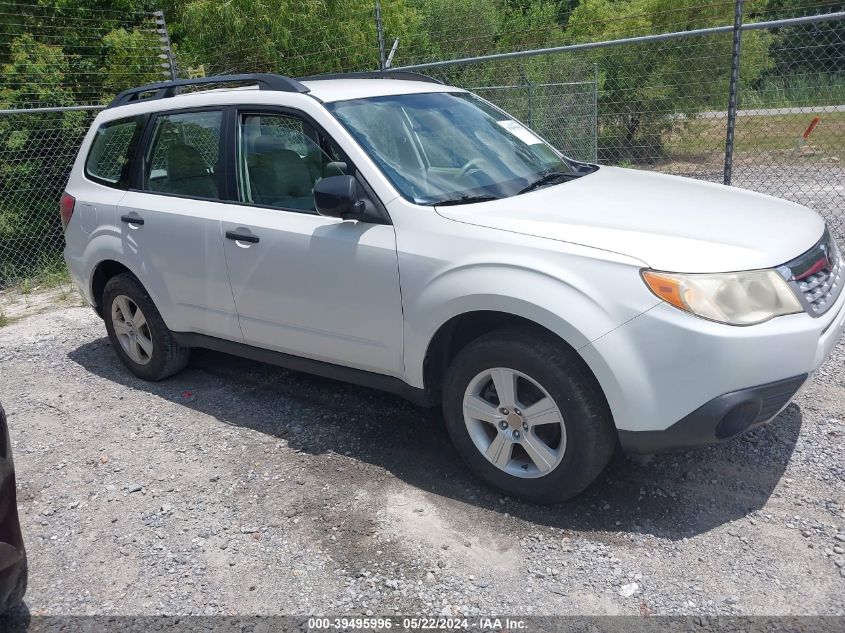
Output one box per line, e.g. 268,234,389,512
102,273,190,381
442,327,616,503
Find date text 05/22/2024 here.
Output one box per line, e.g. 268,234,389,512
306,617,528,630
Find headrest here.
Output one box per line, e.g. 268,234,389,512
167,143,209,180
253,136,289,155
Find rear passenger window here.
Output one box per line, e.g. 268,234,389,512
85,116,144,187
143,110,222,199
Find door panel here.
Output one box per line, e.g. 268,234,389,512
222,208,403,376
119,192,242,340
221,109,403,376
117,108,241,340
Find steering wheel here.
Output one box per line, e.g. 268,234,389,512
457,158,490,180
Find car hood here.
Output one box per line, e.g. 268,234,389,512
435,166,825,272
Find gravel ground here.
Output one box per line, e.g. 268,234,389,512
0,302,844,618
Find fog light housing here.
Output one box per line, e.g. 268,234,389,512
715,401,761,439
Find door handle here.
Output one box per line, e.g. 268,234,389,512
120,214,145,226
225,231,259,244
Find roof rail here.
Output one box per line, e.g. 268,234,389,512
107,73,310,109
297,71,443,85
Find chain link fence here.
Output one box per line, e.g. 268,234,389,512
1,1,843,291
0,109,98,286
389,6,845,243
0,1,168,290
473,77,598,162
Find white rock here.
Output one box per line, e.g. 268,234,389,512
619,582,639,598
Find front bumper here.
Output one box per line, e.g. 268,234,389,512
617,374,807,454
0,405,26,613
580,271,845,443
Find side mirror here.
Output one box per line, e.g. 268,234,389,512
314,175,364,220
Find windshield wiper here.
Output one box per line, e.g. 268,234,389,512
434,195,500,206
517,171,577,195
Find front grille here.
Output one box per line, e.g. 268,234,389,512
778,229,843,317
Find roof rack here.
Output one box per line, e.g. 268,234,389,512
297,71,443,85
107,73,310,109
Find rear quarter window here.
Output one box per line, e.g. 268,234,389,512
84,115,145,187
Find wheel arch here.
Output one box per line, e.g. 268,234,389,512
90,259,132,316
420,309,611,420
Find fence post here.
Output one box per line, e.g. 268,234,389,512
723,0,744,186
375,1,387,71
592,62,599,162
527,82,535,128
153,10,177,81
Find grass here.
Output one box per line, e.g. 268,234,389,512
740,74,845,110
0,253,72,302
664,111,845,161
701,74,845,111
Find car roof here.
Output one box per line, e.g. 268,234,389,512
302,78,464,103
97,77,465,123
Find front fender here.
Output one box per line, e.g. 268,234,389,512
403,258,659,390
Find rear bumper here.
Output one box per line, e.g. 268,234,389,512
618,374,807,454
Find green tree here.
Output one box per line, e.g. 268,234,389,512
101,27,162,95
169,0,425,77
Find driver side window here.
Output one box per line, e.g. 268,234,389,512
237,112,348,212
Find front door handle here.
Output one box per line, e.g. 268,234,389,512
225,230,259,244
121,214,144,226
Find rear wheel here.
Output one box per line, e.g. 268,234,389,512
442,328,615,503
102,273,190,381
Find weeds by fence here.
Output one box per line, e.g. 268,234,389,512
0,0,843,291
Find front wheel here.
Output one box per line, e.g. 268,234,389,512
442,328,616,503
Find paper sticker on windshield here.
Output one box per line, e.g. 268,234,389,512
497,119,543,145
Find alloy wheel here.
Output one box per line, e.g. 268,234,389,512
462,367,566,478
111,295,154,365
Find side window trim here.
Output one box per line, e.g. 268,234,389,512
128,106,227,201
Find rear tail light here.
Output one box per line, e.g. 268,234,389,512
59,192,76,231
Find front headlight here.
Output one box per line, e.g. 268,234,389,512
641,269,803,325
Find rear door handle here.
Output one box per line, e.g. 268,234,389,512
120,214,144,226
225,230,259,244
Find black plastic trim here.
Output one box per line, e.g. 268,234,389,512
618,374,807,455
171,333,435,407
225,231,258,243
108,73,310,108
298,71,443,85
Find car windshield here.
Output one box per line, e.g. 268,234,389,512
326,92,587,206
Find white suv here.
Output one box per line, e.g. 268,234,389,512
63,72,844,502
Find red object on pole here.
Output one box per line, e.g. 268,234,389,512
803,116,821,139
